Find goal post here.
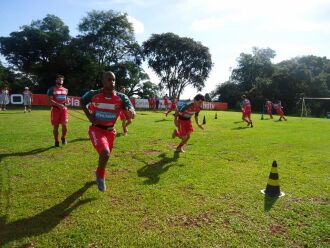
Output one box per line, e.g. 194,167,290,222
300,97,330,118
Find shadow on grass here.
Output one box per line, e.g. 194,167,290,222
154,119,172,123
0,181,96,246
264,195,278,211
69,137,89,143
233,121,244,124
0,146,54,162
137,152,182,184
231,126,249,130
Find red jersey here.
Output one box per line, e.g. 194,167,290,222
80,89,134,127
47,86,68,105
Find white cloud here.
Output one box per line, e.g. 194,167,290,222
191,17,225,31
127,15,144,34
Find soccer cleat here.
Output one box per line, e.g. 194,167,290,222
61,138,67,145
55,141,60,147
95,172,106,192
175,146,185,153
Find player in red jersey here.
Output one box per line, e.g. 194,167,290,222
163,94,169,110
119,86,132,135
273,100,287,121
47,75,69,147
171,94,205,152
265,99,273,119
80,71,136,192
165,95,178,116
241,95,253,127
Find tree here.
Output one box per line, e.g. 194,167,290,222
143,32,213,98
78,10,142,72
0,15,70,75
211,81,241,108
231,47,275,92
204,93,212,102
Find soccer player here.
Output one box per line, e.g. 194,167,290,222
165,95,178,116
80,71,136,192
118,86,132,135
163,94,169,110
23,87,33,113
47,75,69,147
171,94,205,152
273,100,287,121
241,95,253,127
0,86,9,111
265,99,273,119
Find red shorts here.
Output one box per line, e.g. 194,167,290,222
177,119,194,137
88,125,116,154
276,108,284,116
243,111,251,119
266,107,272,114
51,107,68,125
119,111,126,121
170,103,176,111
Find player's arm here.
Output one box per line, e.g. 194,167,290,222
47,88,64,109
194,112,204,130
80,91,95,124
121,94,136,119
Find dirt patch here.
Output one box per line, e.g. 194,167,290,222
110,168,131,176
144,149,162,155
269,221,287,236
140,217,159,230
167,211,212,228
310,197,328,205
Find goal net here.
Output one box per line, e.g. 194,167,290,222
300,97,330,117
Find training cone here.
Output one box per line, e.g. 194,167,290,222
261,161,285,197
202,115,206,125
215,112,218,119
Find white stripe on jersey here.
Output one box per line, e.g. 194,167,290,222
93,103,116,110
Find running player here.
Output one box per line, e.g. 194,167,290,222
23,87,33,113
241,95,253,127
80,71,136,192
273,100,287,121
47,75,69,147
165,95,178,116
171,94,205,152
119,86,132,135
265,99,273,119
163,94,169,110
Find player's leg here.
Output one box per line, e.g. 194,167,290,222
53,124,60,147
89,127,116,191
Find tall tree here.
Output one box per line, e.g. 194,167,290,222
78,10,142,72
231,47,275,92
0,14,70,75
143,32,213,98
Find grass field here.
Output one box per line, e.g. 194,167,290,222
0,107,329,247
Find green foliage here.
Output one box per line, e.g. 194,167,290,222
78,10,142,69
0,109,329,247
143,32,213,98
215,48,330,116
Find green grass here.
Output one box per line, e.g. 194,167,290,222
0,108,329,247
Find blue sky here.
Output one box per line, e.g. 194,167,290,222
1,0,330,98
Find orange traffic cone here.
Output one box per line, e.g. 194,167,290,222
261,161,285,197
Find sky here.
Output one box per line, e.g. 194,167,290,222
1,0,330,98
